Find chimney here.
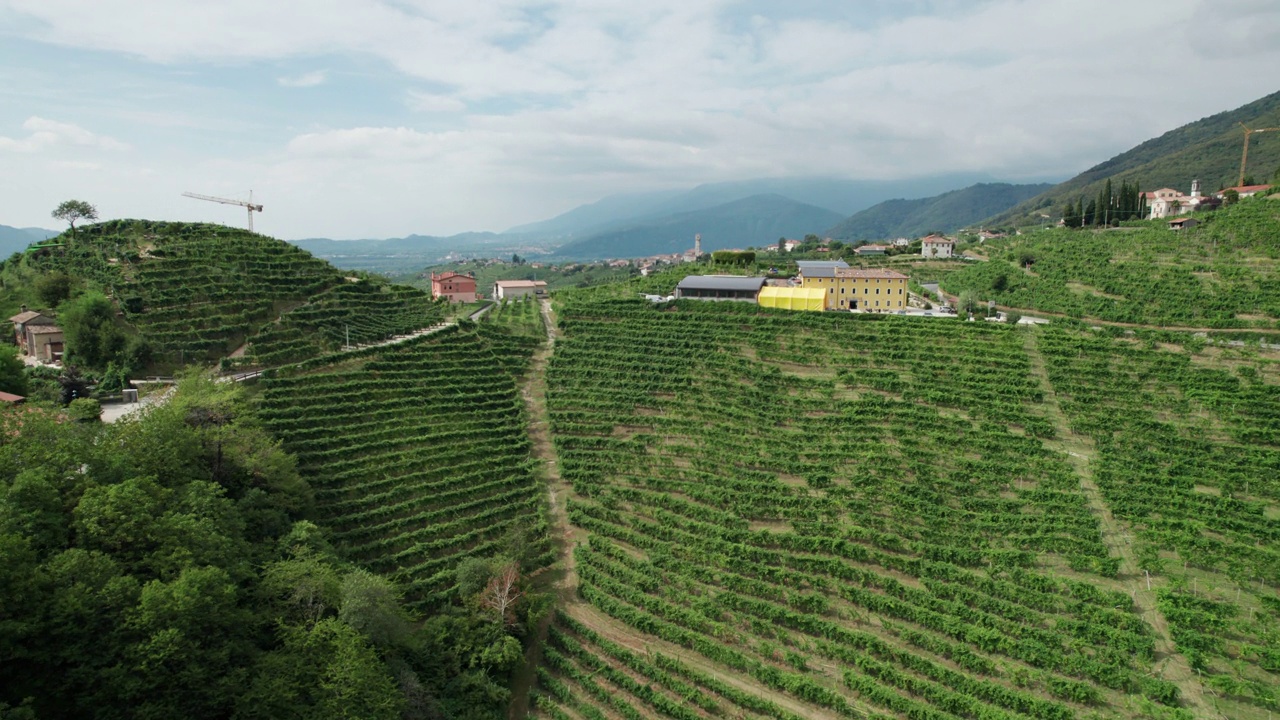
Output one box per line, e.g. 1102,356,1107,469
20,304,27,313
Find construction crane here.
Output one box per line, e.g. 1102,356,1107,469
182,191,264,232
1238,123,1280,187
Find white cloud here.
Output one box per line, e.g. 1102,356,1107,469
2,0,1280,238
0,116,128,153
405,90,466,113
277,70,327,87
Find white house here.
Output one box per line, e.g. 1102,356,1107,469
1146,180,1215,219
920,235,954,259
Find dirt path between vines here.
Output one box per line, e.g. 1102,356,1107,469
509,299,583,719
1022,330,1223,720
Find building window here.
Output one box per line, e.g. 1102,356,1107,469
841,287,845,294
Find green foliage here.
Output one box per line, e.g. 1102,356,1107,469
710,250,756,266
0,346,26,397
66,397,101,422
57,291,125,369
35,271,76,307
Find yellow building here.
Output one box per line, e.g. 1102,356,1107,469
758,286,828,311
798,267,909,311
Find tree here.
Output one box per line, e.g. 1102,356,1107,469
1222,189,1240,206
0,346,26,397
51,200,98,238
57,292,125,369
35,272,76,307
958,290,980,316
1017,250,1036,268
479,563,523,627
991,273,1008,293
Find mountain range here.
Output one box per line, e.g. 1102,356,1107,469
0,225,58,257
826,183,1053,242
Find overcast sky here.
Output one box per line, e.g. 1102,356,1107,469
1,0,1278,239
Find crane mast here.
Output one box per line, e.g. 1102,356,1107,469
1238,123,1280,187
181,191,264,232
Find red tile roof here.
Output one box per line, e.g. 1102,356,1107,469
0,392,24,403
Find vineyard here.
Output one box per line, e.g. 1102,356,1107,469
257,322,551,611
528,298,1279,720
937,197,1280,328
17,220,445,365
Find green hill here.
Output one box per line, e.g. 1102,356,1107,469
989,90,1280,226
826,182,1052,241
3,220,445,369
940,195,1280,327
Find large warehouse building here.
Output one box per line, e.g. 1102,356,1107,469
674,275,767,302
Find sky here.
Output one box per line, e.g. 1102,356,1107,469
1,0,1278,240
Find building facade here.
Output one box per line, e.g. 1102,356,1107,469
9,309,64,363
921,235,954,259
493,279,548,300
430,272,478,303
798,268,909,311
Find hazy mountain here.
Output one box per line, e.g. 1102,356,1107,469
987,89,1280,226
551,194,846,259
827,183,1053,242
290,232,550,272
0,225,58,256
506,173,1008,241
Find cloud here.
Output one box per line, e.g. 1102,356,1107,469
277,70,327,87
0,116,129,153
3,0,1280,238
405,90,466,113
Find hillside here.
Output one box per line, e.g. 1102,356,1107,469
6,220,445,369
989,90,1280,226
526,294,1280,720
551,194,845,259
826,182,1052,241
939,194,1280,327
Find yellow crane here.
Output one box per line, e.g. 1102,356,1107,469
1238,122,1280,187
181,191,264,232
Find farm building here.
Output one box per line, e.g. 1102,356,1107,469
1168,217,1198,230
855,244,890,256
797,267,909,311
674,275,766,302
921,235,954,259
0,392,24,406
758,287,827,311
430,272,478,303
9,309,63,363
493,279,548,300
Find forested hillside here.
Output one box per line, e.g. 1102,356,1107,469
941,194,1280,327
826,182,1051,242
989,90,1280,226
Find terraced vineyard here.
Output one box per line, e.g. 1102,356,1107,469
257,323,551,610
938,198,1280,328
23,220,445,365
1039,328,1280,717
529,298,1279,720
